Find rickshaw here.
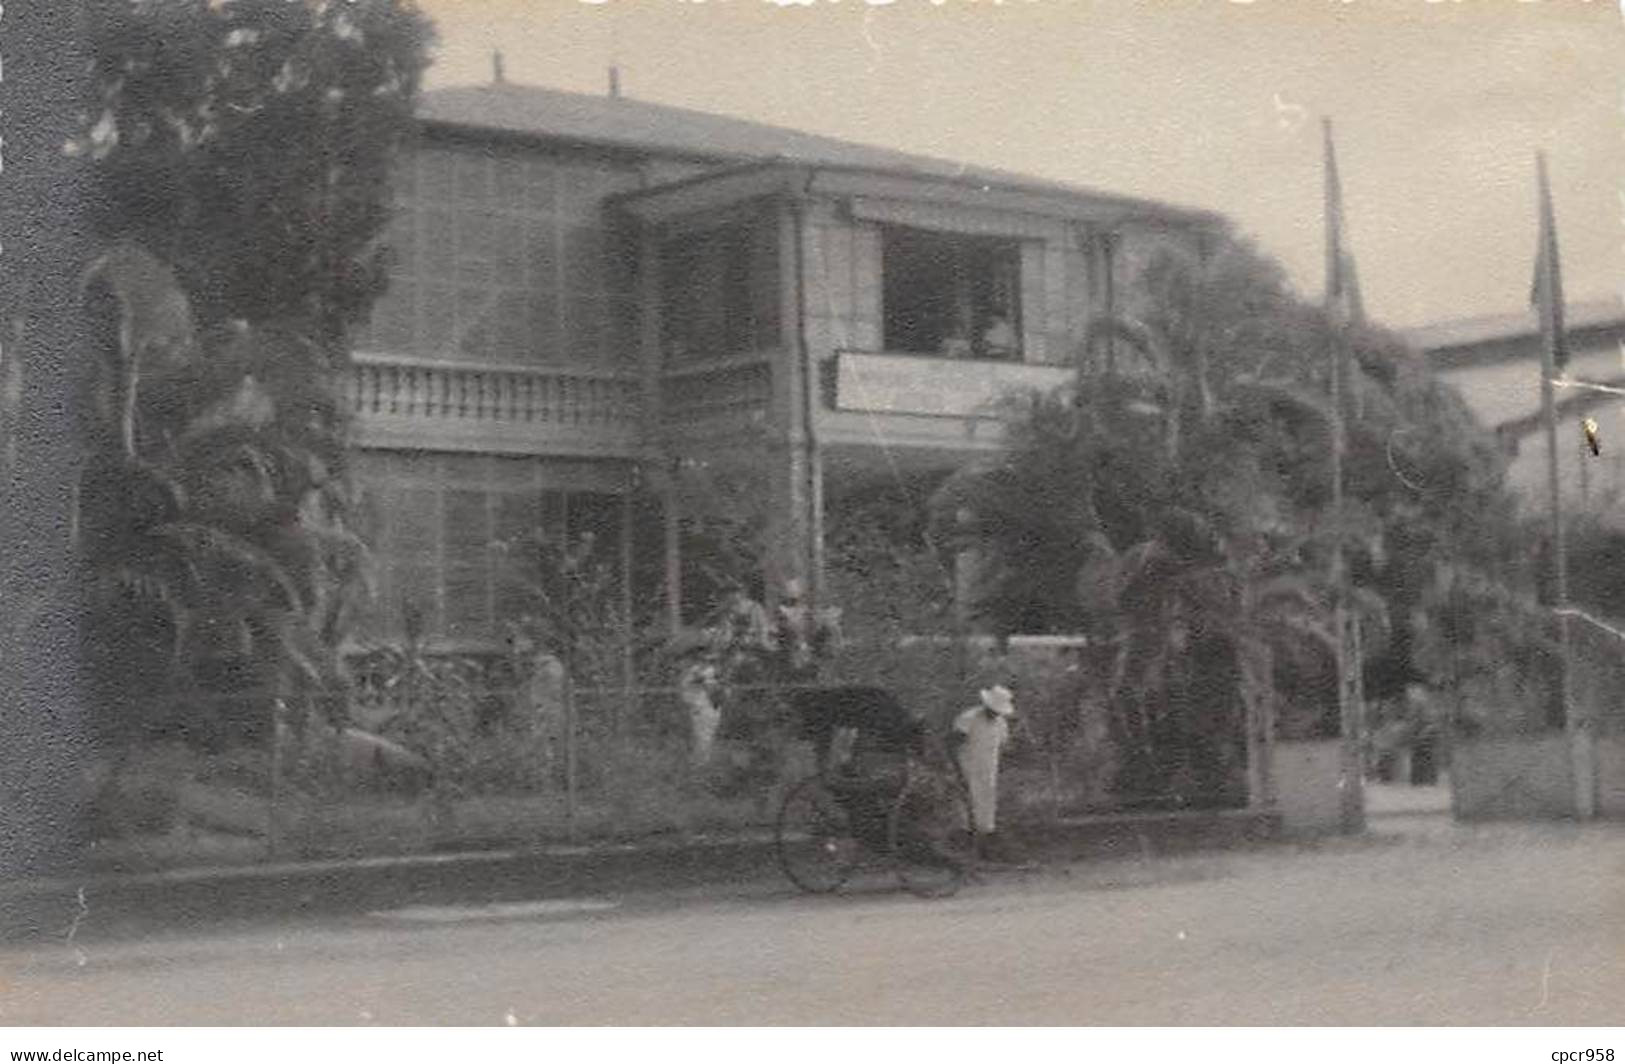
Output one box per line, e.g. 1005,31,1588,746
772,685,979,899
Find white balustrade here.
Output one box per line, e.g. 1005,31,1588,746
347,356,642,430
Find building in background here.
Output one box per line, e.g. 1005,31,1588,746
1406,297,1625,525
344,77,1225,652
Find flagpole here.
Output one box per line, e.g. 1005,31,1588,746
1322,119,1365,834
1533,152,1588,818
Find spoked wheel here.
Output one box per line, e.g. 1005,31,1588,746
776,774,863,894
888,764,976,899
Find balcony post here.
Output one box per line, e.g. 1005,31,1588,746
633,224,682,637
763,188,825,606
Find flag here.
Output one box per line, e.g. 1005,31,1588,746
1324,118,1365,415
1532,151,1570,373
1323,119,1365,328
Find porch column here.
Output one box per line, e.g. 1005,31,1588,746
953,544,983,627
764,192,824,605
634,224,682,636
760,444,814,601
664,478,682,635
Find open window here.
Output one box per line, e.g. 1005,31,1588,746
882,226,1022,361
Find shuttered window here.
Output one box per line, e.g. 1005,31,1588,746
352,453,626,648
359,144,639,369
660,214,780,364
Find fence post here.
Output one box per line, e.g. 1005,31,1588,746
268,696,285,861
619,489,635,742
564,675,578,842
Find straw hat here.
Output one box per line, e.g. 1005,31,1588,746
979,685,1016,717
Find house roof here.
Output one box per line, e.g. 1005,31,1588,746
1412,296,1625,432
417,82,1223,227
1401,297,1625,353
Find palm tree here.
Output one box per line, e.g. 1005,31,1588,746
932,241,1406,807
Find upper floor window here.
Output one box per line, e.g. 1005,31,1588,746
359,144,640,367
882,226,1022,361
660,214,779,365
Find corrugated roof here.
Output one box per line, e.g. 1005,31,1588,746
1402,297,1625,352
417,82,1220,225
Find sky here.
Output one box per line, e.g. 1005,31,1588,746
415,0,1623,330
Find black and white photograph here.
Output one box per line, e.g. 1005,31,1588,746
1,0,1622,1043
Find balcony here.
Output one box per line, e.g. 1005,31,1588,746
819,350,1074,455
346,354,643,458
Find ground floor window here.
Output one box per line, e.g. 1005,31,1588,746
351,451,627,647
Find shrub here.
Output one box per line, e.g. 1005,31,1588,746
84,742,195,838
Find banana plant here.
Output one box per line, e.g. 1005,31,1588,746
77,241,363,748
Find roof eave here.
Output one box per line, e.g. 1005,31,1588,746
414,114,741,168
805,165,1222,228
608,157,1224,231
1419,320,1625,370
607,160,810,224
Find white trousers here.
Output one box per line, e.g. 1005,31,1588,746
953,709,1008,834
679,666,722,767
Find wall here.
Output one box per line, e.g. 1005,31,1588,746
1273,739,1346,834
1597,736,1625,817
1450,732,1625,820
1435,331,1625,522
1449,733,1577,819
1499,407,1625,525
802,202,884,361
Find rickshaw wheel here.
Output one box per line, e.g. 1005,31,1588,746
775,774,863,894
888,764,975,899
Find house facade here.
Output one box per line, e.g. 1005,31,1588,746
1405,298,1625,524
345,80,1226,650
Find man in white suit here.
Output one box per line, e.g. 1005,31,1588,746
950,685,1020,864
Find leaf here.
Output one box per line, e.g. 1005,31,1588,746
154,521,305,612
82,240,196,366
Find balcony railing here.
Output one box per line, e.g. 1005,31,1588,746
346,353,643,455
830,350,1074,419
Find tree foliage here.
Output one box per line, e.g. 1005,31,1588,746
77,0,434,346
72,1,433,749
77,244,371,748
932,239,1531,799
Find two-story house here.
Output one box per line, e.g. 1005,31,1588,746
345,78,1227,650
